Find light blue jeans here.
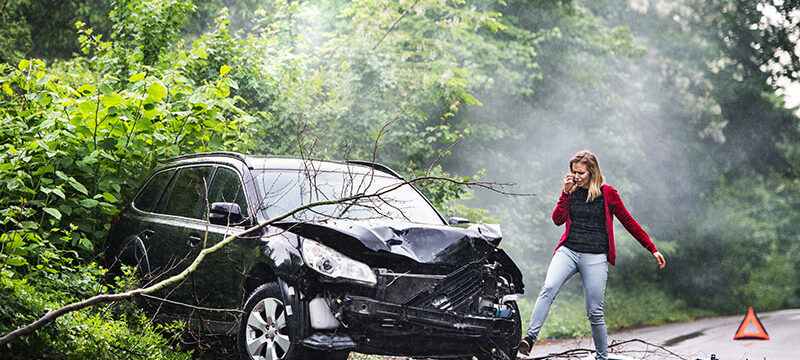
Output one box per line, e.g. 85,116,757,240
525,246,608,360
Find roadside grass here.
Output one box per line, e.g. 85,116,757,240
605,289,714,331
516,288,714,341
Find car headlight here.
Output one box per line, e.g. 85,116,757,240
302,239,377,286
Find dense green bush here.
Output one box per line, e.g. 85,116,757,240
0,56,248,253
1,256,192,360
0,0,250,354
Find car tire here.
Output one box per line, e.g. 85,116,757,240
237,282,350,360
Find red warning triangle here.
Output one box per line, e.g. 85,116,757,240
733,306,770,340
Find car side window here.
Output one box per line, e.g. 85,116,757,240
133,169,175,212
207,167,249,218
163,166,214,219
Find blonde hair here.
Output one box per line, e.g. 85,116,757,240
569,150,606,202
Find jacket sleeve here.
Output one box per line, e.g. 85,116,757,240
552,191,570,226
607,187,658,253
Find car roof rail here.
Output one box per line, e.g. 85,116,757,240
166,151,253,168
345,160,404,179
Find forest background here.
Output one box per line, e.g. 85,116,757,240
1,0,800,358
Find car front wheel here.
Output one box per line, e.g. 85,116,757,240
238,283,293,360
237,282,348,360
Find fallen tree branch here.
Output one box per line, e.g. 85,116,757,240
138,293,243,314
530,337,691,360
609,338,690,360
532,347,595,360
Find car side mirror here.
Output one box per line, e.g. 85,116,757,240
209,202,244,226
448,216,470,225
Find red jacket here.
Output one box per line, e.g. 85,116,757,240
552,184,657,265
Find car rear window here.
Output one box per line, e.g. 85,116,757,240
133,169,175,212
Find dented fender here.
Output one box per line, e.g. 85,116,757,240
256,229,305,282
492,247,525,294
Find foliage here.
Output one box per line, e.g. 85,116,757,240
109,0,196,66
22,0,115,60
0,0,32,64
306,0,555,164
1,258,190,360
0,0,250,355
663,173,800,313
0,56,248,254
181,6,310,156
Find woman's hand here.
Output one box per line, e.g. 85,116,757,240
562,173,576,193
653,251,666,269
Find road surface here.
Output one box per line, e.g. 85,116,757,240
521,308,800,360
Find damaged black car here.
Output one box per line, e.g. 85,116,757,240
105,152,525,360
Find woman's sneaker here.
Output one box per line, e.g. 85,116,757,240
517,335,534,357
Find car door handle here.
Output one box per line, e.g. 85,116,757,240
187,235,202,248
141,229,155,240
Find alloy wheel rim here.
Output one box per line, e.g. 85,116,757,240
245,297,290,360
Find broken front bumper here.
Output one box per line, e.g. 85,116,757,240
301,262,521,357
304,295,518,358
341,295,516,334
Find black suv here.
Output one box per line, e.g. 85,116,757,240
105,152,524,360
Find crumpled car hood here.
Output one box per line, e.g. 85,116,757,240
274,220,503,265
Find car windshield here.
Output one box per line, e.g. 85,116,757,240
253,169,444,225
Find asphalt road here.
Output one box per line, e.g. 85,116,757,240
520,308,800,360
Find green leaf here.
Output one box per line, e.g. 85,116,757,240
101,192,117,202
103,93,124,108
5,258,27,267
36,75,52,87
52,188,66,199
6,179,20,191
79,198,99,208
78,238,94,251
68,179,89,195
99,83,113,95
19,221,39,230
78,100,96,114
77,84,96,95
129,73,145,82
99,138,118,150
33,165,54,176
18,59,30,70
147,81,168,102
43,207,62,220
58,204,72,216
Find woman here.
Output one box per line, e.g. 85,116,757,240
517,150,666,359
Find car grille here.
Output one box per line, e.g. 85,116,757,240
379,263,485,314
